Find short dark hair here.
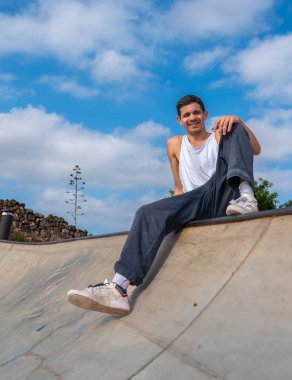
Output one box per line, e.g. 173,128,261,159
176,94,205,116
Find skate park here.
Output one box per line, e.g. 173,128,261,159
0,208,292,380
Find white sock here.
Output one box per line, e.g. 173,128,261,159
239,180,254,198
112,272,130,290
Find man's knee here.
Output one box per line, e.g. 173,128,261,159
220,123,250,147
231,123,249,138
135,204,151,219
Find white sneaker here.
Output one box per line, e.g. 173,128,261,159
67,279,130,315
226,194,258,216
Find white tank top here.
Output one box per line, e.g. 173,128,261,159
179,133,218,192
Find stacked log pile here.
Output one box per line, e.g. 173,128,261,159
0,199,88,242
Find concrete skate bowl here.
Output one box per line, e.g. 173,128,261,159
0,208,292,380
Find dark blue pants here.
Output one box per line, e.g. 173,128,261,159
114,124,254,285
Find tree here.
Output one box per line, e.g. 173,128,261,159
254,177,279,211
66,165,87,228
168,189,174,197
279,200,292,208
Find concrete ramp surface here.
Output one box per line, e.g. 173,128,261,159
0,211,292,380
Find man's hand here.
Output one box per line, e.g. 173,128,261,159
212,115,261,155
212,115,242,136
174,186,184,196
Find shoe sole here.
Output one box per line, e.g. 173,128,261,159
226,205,258,216
67,293,130,316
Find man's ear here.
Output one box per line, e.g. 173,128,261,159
203,110,208,120
177,115,183,126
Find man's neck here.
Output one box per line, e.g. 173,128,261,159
187,130,211,148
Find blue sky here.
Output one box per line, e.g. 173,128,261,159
0,0,291,234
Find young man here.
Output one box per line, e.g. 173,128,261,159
67,94,261,316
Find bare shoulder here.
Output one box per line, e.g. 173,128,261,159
167,135,183,159
167,135,183,147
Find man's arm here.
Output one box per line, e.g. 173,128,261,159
166,136,184,196
212,116,261,155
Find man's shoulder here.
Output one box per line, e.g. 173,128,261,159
167,135,183,146
167,135,183,159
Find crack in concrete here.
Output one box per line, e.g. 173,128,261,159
25,352,63,380
0,310,88,369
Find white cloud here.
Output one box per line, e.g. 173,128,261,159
0,72,16,82
0,105,171,190
246,109,292,163
0,72,21,99
144,0,274,42
33,186,162,233
183,46,229,73
244,108,292,203
0,86,19,100
91,50,151,85
224,33,292,104
0,1,153,94
82,192,162,233
0,0,276,99
114,120,171,141
0,0,139,63
0,105,173,233
0,0,275,66
39,75,98,98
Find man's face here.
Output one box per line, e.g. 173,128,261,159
177,102,208,134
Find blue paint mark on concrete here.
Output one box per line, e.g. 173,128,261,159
36,324,47,332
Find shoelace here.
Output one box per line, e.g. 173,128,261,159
229,196,255,205
88,283,108,288
88,281,127,297
88,278,110,288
